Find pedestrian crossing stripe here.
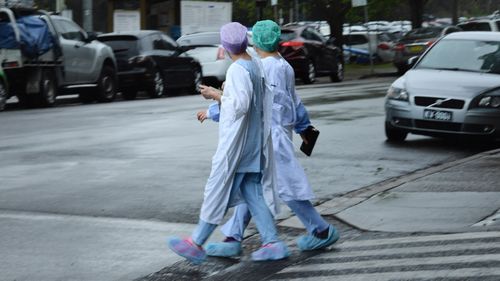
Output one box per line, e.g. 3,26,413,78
339,231,500,247
270,232,500,281
273,268,500,281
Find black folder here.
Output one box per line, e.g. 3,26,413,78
300,126,320,157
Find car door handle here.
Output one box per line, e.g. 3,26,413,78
74,44,82,48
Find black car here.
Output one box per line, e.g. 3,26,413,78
98,30,202,99
278,25,343,84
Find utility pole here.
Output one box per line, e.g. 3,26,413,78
83,0,93,31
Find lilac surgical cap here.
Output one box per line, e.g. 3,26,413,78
220,22,248,54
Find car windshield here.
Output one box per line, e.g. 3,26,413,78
99,37,139,57
416,39,500,74
403,27,442,40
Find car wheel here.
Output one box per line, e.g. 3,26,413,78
385,121,408,142
96,65,117,102
0,80,7,111
37,69,57,107
191,67,202,95
330,60,344,83
148,68,165,98
122,90,138,100
302,60,316,84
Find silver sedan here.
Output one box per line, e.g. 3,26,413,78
385,32,500,142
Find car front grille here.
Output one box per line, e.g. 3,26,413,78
414,96,465,109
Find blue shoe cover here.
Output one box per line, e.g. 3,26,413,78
167,236,206,265
297,225,340,251
251,241,290,261
205,241,242,257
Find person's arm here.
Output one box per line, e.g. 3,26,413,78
221,65,252,122
286,66,312,133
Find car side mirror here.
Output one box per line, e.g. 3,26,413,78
326,37,336,45
408,56,419,68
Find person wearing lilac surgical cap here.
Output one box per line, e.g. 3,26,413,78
168,22,289,264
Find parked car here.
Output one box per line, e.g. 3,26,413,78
385,32,500,142
0,65,7,111
176,31,231,87
279,24,344,84
0,8,118,107
343,31,397,63
392,26,461,74
98,30,203,99
457,18,500,32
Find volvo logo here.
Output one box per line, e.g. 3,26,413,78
428,98,452,108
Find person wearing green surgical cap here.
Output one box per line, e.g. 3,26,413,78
252,19,281,52
198,19,341,258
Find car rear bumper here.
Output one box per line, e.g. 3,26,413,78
385,99,500,139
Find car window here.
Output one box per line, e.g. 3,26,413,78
301,28,324,42
344,34,368,45
52,18,86,41
417,39,500,74
280,30,297,42
496,21,500,31
458,22,492,31
98,36,139,57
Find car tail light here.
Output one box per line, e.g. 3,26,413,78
281,41,304,47
378,43,390,50
426,40,435,47
393,43,405,52
216,47,225,60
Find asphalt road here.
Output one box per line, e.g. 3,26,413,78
1,77,498,281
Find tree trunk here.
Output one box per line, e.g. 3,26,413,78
409,0,428,28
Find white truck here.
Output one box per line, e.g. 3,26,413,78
0,2,118,107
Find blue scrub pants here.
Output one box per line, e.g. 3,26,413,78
192,172,280,246
220,200,329,242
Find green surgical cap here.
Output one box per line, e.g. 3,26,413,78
252,20,281,52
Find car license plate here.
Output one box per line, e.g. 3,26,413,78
408,45,424,53
423,109,452,121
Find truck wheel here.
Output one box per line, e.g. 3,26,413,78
148,68,165,98
96,66,116,102
0,80,7,111
37,69,57,107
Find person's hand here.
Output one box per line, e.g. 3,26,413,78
300,133,308,144
197,111,207,123
199,84,221,101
